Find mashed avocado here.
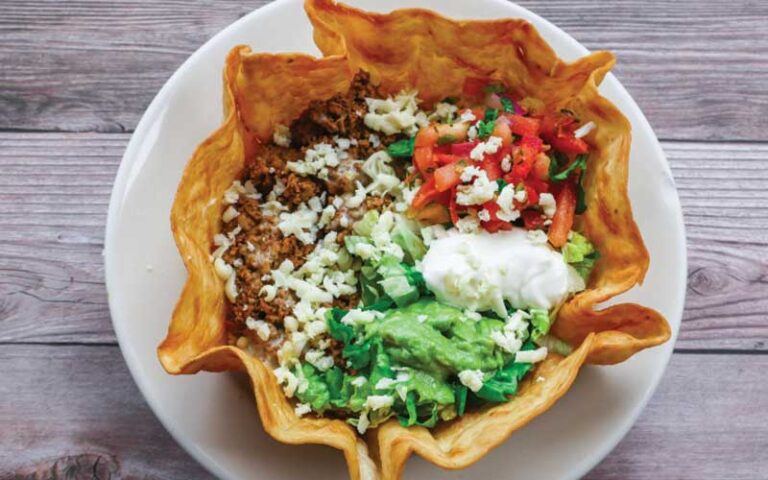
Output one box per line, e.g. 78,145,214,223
364,300,507,378
295,299,537,432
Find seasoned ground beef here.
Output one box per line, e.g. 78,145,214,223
220,71,407,360
292,71,385,150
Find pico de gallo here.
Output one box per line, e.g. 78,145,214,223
388,78,596,248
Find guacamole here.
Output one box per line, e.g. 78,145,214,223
293,299,539,432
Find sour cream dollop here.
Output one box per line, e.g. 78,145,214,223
419,229,584,317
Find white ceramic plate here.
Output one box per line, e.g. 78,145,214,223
105,0,686,478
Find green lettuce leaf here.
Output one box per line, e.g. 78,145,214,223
472,342,535,402
353,210,380,237
391,217,427,263
327,308,355,344
529,308,551,342
295,364,331,413
562,231,600,280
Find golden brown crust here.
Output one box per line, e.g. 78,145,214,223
159,2,671,478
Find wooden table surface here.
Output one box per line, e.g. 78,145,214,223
1,1,767,478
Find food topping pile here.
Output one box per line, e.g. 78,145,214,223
212,72,599,433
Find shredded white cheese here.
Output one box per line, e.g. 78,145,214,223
458,369,485,393
538,192,557,218
456,169,498,206
495,184,521,222
363,90,429,136
515,346,549,364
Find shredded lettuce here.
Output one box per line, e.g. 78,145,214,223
327,308,355,343
353,210,379,237
391,217,427,262
563,231,600,280
473,341,535,402
396,370,455,428
534,334,573,357
294,364,332,413
529,308,551,342
379,275,419,307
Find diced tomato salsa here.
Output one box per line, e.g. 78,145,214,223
407,77,592,241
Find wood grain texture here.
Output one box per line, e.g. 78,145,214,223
0,344,212,480
1,344,765,479
1,133,766,350
0,0,766,141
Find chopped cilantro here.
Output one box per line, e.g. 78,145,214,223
548,151,566,178
437,134,458,145
476,108,499,138
387,138,415,158
496,178,508,190
499,96,515,113
575,169,587,214
550,154,587,182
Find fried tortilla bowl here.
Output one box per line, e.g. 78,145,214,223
158,0,671,478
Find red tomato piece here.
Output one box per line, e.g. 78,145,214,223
450,142,478,157
411,177,448,209
520,135,543,157
526,178,550,194
522,209,545,230
549,135,589,155
532,153,550,181
434,163,463,192
481,156,503,181
415,125,439,148
492,120,513,146
511,161,532,183
524,184,539,207
435,153,459,166
548,182,576,247
449,186,460,224
484,220,514,233
413,146,437,176
433,144,452,155
507,115,541,137
479,201,513,233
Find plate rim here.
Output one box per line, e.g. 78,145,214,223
104,0,687,478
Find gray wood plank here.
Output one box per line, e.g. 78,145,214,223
0,344,212,479
0,344,765,479
585,351,768,480
0,0,766,141
1,133,767,350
